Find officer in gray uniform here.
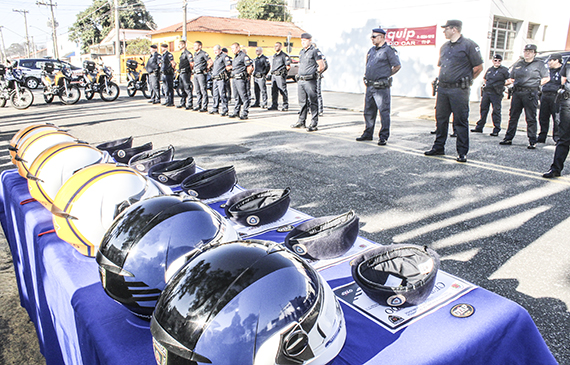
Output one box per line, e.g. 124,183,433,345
146,44,161,104
356,28,401,145
209,45,232,116
543,68,570,178
193,41,210,112
500,44,550,149
252,47,270,108
222,47,232,102
268,42,291,111
538,53,564,143
160,44,175,107
177,39,193,110
229,43,253,120
316,50,328,116
425,20,483,162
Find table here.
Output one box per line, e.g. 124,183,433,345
0,169,558,365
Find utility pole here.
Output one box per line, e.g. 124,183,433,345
0,26,7,64
36,0,59,59
182,0,188,41
114,0,121,83
13,9,31,57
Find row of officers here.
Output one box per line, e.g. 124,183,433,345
145,33,327,131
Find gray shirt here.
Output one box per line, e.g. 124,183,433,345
212,53,232,77
193,50,210,73
299,45,323,76
365,43,400,81
510,59,549,88
231,50,253,76
271,51,291,73
438,36,483,83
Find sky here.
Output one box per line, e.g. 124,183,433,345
0,0,231,50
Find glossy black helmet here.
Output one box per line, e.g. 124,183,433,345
181,165,237,199
224,188,291,226
150,239,346,365
147,157,196,186
96,195,238,318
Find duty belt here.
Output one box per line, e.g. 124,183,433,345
364,77,392,89
253,73,265,78
438,81,462,88
541,90,558,95
514,86,540,92
212,74,226,80
271,70,286,76
298,74,315,81
233,72,248,80
193,69,206,75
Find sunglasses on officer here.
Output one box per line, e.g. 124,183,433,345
493,59,501,62
370,34,384,39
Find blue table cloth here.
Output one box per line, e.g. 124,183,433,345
0,169,558,365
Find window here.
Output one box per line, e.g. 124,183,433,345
489,17,519,61
169,42,174,52
20,60,35,68
527,23,539,39
248,41,258,47
542,25,548,42
293,0,304,9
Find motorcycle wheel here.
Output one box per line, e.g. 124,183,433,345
10,87,34,109
60,85,81,105
142,83,151,99
100,82,120,101
0,97,6,108
127,81,136,97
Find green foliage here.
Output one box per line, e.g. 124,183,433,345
125,38,151,55
69,0,156,54
237,0,292,22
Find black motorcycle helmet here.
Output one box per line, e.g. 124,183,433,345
96,195,239,319
224,188,291,226
150,239,347,365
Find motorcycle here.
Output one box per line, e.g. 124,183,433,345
81,60,120,101
41,62,81,105
126,58,151,98
0,62,34,109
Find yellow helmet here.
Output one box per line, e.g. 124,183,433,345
51,163,171,257
14,130,77,178
27,142,112,211
9,123,65,164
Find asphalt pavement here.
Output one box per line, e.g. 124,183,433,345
0,84,569,364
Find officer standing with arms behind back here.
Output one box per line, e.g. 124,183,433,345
177,39,194,110
268,42,291,111
471,54,510,136
425,20,483,162
209,45,232,116
538,53,564,143
356,27,401,145
229,42,253,120
146,44,161,104
160,43,175,107
252,47,270,108
499,44,549,149
291,33,325,132
193,41,210,112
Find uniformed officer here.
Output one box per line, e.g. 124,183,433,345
268,42,291,111
543,67,569,178
499,44,550,149
229,43,253,120
193,41,210,112
209,45,232,116
425,20,483,162
291,33,326,132
177,39,194,110
252,47,270,108
316,48,328,116
356,28,401,145
222,47,232,102
538,53,564,143
159,44,175,107
146,44,161,104
471,54,510,136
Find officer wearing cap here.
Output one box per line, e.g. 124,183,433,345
177,39,194,110
538,53,564,143
543,67,569,178
499,44,550,148
471,54,510,136
160,44,175,107
229,43,253,120
193,41,211,112
291,33,325,132
268,42,291,111
252,47,270,108
146,44,161,104
356,27,401,145
209,45,232,116
425,20,483,162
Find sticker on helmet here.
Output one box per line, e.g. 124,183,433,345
136,164,145,171
158,174,168,183
247,215,260,226
387,294,406,307
117,150,126,158
292,243,308,255
187,189,198,197
153,338,168,365
450,303,475,318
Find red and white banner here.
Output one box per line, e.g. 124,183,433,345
385,25,437,47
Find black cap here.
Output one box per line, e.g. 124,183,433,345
112,142,153,164
524,44,537,52
221,47,228,53
301,33,312,39
441,20,462,28
147,157,196,186
161,43,168,48
549,53,563,62
96,136,133,156
493,54,503,60
150,45,158,49
372,28,386,35
181,166,237,199
128,146,175,174
225,188,291,226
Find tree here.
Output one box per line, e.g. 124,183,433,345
125,38,151,55
237,0,292,22
6,43,26,59
69,0,156,54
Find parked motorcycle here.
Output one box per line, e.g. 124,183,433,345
0,62,34,109
41,62,81,105
81,60,120,101
126,58,151,98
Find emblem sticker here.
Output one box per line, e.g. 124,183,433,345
186,189,198,197
158,174,169,183
135,164,145,171
246,215,260,226
388,315,404,325
450,303,475,318
277,224,295,233
117,150,126,158
387,294,406,307
153,338,168,365
292,243,308,255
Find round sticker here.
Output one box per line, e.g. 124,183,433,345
387,294,406,307
450,303,475,318
292,244,307,255
117,150,126,158
186,189,198,197
247,215,260,226
135,164,145,172
158,174,169,183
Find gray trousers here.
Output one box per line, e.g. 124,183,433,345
233,78,250,117
253,76,268,106
149,73,160,102
298,79,318,127
193,73,208,110
212,79,228,114
504,90,539,143
363,86,391,140
270,74,288,109
178,71,193,108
